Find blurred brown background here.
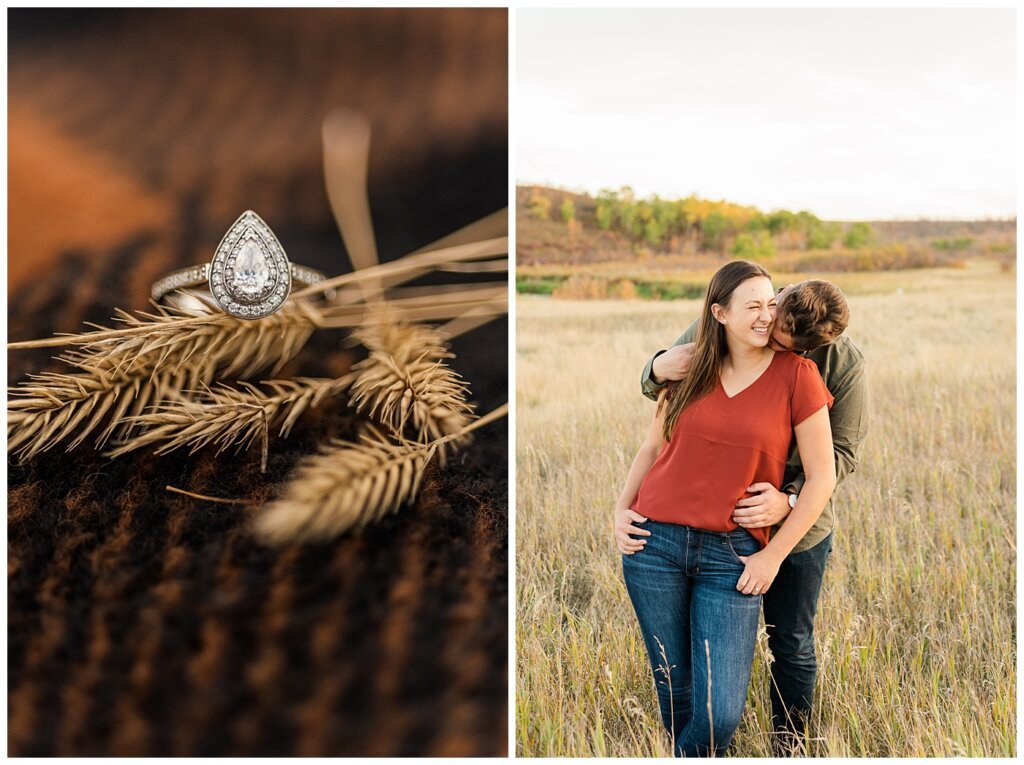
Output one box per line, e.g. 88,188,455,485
8,8,507,757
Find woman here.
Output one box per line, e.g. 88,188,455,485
613,261,836,757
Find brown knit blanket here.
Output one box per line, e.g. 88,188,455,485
8,8,508,756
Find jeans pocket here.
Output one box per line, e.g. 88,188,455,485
623,519,652,558
725,530,759,563
629,518,650,537
640,521,656,555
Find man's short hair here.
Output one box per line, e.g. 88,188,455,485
777,280,850,351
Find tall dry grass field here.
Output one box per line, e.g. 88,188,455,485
516,261,1015,757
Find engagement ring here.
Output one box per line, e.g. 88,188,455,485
151,210,326,320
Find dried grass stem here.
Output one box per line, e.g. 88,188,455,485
252,401,507,544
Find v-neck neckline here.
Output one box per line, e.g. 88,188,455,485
719,351,778,400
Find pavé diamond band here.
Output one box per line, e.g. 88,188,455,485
151,210,327,320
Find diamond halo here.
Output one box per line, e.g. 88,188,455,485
210,211,292,319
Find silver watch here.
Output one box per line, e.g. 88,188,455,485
788,493,798,509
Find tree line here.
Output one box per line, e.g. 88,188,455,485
528,186,875,257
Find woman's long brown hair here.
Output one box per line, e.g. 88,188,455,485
658,260,772,441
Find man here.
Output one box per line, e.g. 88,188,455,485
639,279,869,755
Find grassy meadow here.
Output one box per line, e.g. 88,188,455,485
515,260,1015,757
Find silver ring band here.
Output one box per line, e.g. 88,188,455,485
151,262,326,302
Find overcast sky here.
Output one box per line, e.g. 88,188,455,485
517,8,1016,220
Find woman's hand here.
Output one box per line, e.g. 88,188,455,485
736,549,783,595
615,507,650,554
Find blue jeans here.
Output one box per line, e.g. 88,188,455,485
622,521,762,757
762,531,833,752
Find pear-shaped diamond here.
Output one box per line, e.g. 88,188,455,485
232,238,273,299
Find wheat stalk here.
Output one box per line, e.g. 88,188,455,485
106,375,354,470
75,298,318,379
7,363,195,461
251,402,508,545
347,316,478,458
7,357,222,461
350,351,471,442
6,300,317,461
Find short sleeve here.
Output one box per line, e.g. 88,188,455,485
791,357,834,427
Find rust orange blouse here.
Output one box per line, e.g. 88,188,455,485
631,350,834,548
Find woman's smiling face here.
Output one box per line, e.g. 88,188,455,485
713,275,777,350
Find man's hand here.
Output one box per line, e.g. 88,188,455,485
615,507,650,554
651,342,696,383
732,483,791,529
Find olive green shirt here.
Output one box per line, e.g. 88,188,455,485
640,321,869,554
